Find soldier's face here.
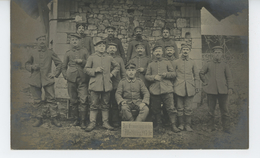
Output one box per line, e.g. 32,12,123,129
98,44,106,53
126,69,136,79
136,46,145,56
153,48,163,59
135,28,142,35
77,25,85,34
70,37,80,47
182,48,190,57
37,37,46,47
107,28,115,36
107,46,117,55
162,30,170,38
166,48,175,57
213,49,223,60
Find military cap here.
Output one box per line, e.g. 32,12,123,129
76,22,86,29
165,45,175,50
107,42,117,47
212,46,223,51
125,62,136,69
135,43,145,48
181,43,191,49
36,35,46,40
152,46,163,51
94,40,106,46
134,26,143,32
70,34,81,39
106,26,116,31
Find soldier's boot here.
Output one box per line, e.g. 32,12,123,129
102,110,114,130
85,110,97,132
51,117,62,127
79,110,87,129
170,113,180,133
32,118,43,127
208,116,216,132
177,116,184,131
154,114,165,133
184,115,193,132
72,105,80,126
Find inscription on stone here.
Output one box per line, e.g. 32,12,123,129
121,122,153,138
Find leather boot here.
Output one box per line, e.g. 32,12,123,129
208,115,216,132
154,114,165,133
51,117,62,127
32,118,43,127
79,110,87,129
169,113,180,133
85,110,97,132
71,105,80,126
102,110,114,130
185,115,193,132
177,116,184,131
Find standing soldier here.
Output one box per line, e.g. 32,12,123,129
25,35,62,127
84,40,120,132
127,26,151,62
62,34,90,129
145,46,180,133
128,43,151,87
76,23,95,54
107,43,126,127
154,27,179,59
104,26,127,64
116,63,150,122
199,46,234,133
172,44,199,132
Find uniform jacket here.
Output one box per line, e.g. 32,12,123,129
115,77,150,106
84,52,119,92
104,37,127,64
154,38,179,59
78,33,95,54
172,55,199,97
128,55,151,86
62,47,90,83
111,55,126,89
127,39,151,62
145,58,175,95
25,46,62,87
166,55,177,84
199,59,234,94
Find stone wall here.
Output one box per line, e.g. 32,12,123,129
53,0,202,100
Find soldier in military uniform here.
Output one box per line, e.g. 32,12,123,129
84,40,120,132
76,23,95,54
116,63,150,122
25,35,62,127
107,42,126,127
154,27,179,59
127,26,151,62
62,34,90,129
199,46,234,133
104,26,127,64
128,43,151,87
145,46,180,133
172,44,199,132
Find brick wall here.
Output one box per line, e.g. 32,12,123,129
53,0,202,99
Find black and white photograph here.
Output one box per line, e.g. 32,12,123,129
10,0,248,149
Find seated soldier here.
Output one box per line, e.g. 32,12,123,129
115,63,150,122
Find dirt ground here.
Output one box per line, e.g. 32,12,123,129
11,69,248,149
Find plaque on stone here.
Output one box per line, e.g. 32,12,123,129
121,122,153,138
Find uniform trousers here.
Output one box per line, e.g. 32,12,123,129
121,102,149,122
176,95,193,116
90,91,110,111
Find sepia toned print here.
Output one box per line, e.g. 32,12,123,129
11,0,248,149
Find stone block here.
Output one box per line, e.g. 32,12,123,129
111,22,125,26
154,19,165,28
144,21,153,27
157,9,166,15
97,14,104,20
165,22,175,29
88,18,100,25
91,30,98,36
102,19,110,26
152,30,161,37
57,22,76,33
170,28,182,37
143,10,156,17
189,49,202,60
92,9,99,14
192,39,202,49
88,25,97,30
121,29,128,35
133,20,139,27
118,35,124,39
190,17,201,28
143,30,152,36
120,17,129,23
134,10,142,16
98,25,106,31
176,18,189,28
56,33,68,44
100,10,109,14
126,0,134,5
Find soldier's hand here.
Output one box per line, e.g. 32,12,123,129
48,73,55,79
32,64,39,70
95,67,103,73
160,73,167,78
121,101,127,106
138,103,146,110
195,88,200,93
154,75,162,81
228,89,233,95
110,73,113,78
138,67,145,72
74,59,83,63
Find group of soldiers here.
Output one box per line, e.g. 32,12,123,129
25,23,234,134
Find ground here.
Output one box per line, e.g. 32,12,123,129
11,69,248,149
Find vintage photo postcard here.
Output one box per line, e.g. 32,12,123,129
11,0,248,149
